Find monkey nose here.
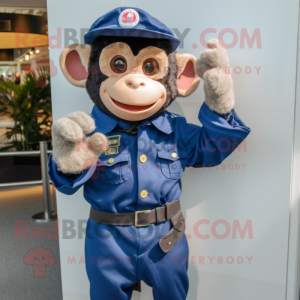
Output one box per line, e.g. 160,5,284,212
125,78,146,89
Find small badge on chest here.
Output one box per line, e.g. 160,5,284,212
105,135,121,155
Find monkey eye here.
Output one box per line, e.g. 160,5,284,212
143,58,159,76
110,55,127,74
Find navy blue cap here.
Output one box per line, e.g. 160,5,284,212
84,7,180,50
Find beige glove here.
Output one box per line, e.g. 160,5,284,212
51,111,108,174
196,38,235,114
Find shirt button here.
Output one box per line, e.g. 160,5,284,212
139,154,147,163
171,152,177,158
108,158,114,164
140,190,148,198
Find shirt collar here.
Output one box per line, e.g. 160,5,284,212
91,105,118,134
91,105,174,135
150,111,174,134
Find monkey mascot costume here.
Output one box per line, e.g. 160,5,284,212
48,7,250,300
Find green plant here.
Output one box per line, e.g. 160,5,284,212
0,67,52,151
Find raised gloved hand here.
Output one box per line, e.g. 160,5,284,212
196,38,234,115
51,111,108,174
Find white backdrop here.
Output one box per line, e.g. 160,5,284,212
47,1,300,299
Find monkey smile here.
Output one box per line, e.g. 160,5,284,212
112,99,157,112
105,92,160,112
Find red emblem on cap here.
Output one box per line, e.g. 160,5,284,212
121,12,136,23
119,9,140,28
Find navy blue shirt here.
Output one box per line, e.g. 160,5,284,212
48,103,250,213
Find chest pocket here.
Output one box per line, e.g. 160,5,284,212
96,153,131,185
158,149,187,180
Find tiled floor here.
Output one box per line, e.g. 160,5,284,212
0,185,62,300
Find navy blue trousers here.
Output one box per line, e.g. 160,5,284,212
85,219,189,299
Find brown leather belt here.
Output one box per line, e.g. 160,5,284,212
89,200,185,253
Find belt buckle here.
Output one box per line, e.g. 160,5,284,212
135,210,150,227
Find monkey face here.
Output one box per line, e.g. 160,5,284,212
99,42,168,121
100,75,166,121
59,37,201,123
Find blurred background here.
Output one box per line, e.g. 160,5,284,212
0,1,61,300
0,0,52,184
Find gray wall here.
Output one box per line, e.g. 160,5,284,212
47,1,300,299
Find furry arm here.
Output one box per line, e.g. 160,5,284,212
196,39,234,115
51,111,108,174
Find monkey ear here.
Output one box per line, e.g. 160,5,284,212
176,53,201,97
59,44,91,88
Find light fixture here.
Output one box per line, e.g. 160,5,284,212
25,55,29,61
35,49,40,54
29,51,33,55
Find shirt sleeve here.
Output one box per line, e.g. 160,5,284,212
48,153,97,195
185,102,251,168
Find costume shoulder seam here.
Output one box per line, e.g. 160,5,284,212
166,111,187,125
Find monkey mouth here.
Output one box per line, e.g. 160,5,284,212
105,92,160,112
112,99,157,112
